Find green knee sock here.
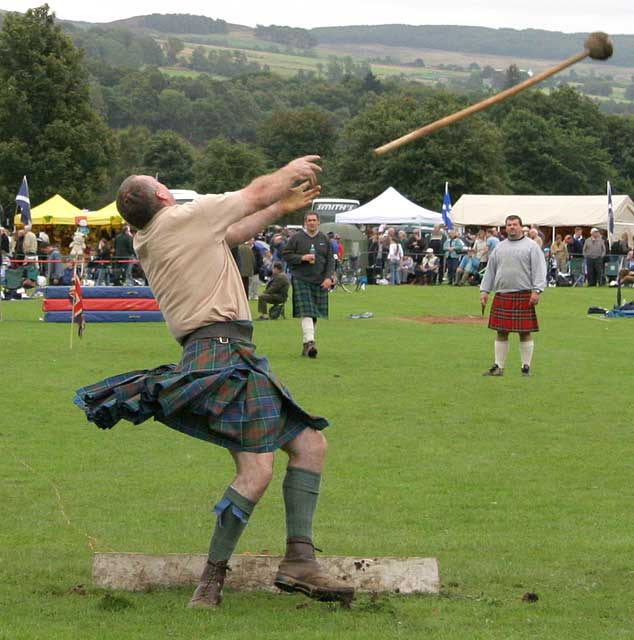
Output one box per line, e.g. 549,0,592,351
208,486,255,562
283,466,321,540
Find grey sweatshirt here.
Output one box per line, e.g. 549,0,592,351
582,236,606,259
480,236,547,294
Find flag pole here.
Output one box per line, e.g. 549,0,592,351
70,262,76,349
607,180,614,251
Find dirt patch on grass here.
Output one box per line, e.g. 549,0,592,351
402,315,488,325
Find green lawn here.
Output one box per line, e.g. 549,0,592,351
1,285,632,639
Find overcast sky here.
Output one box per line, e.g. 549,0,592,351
1,0,632,35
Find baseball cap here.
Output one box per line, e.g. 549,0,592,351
426,248,434,253
591,227,599,232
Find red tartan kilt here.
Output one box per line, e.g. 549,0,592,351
489,291,539,333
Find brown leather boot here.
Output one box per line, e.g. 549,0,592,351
187,560,229,609
274,537,354,603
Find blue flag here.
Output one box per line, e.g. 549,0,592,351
16,176,31,225
608,180,614,246
441,182,453,230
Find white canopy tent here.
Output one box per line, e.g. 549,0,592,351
335,187,443,226
451,194,634,237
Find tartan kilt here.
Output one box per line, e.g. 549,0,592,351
489,291,539,333
291,277,329,319
73,338,329,453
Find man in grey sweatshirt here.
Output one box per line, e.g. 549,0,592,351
480,215,547,377
582,227,606,286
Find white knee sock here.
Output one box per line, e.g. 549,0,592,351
301,317,315,343
519,340,534,367
494,340,509,368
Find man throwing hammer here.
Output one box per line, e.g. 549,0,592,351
480,214,547,377
282,211,335,358
74,156,354,608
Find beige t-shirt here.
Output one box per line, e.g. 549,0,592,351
134,192,250,341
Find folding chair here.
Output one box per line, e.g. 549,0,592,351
4,267,27,299
603,255,622,285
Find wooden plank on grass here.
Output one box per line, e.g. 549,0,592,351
93,553,440,594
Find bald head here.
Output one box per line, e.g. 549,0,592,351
116,175,174,229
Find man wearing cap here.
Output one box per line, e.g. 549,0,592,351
480,214,547,377
420,247,439,285
583,227,606,286
74,156,354,609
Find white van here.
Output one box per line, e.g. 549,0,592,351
311,198,360,223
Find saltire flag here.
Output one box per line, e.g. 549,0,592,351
69,273,86,338
16,176,31,225
441,182,453,230
607,180,615,248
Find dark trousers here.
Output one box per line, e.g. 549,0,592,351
425,270,438,285
586,257,604,286
436,256,445,284
446,257,459,284
258,293,286,315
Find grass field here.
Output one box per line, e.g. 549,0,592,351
1,285,633,639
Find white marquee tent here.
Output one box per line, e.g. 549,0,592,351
451,194,634,237
335,187,443,226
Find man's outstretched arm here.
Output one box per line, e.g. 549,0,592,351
239,155,321,215
225,182,321,248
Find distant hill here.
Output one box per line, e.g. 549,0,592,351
59,13,634,95
310,25,634,67
108,13,228,35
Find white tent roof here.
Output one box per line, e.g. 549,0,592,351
335,187,443,226
451,194,634,236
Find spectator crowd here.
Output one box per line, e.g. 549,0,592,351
2,217,634,300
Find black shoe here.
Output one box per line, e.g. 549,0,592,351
483,364,504,376
521,365,531,377
307,341,318,358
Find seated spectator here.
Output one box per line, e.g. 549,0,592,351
59,261,75,286
256,262,290,320
419,248,439,285
619,268,634,286
543,247,558,285
3,264,38,299
455,248,480,286
399,255,415,284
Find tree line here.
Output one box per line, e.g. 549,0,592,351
1,5,633,221
255,25,317,49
